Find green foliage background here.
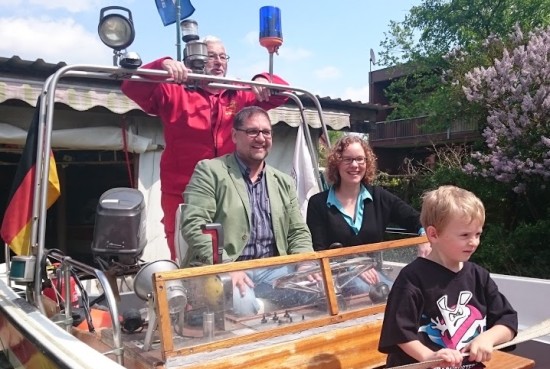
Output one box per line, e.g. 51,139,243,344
376,153,550,279
370,0,550,279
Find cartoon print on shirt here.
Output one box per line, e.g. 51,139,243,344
419,291,486,351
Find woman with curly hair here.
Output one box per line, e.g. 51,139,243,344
306,135,429,296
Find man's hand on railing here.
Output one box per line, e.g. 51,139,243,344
161,59,191,83
251,76,272,102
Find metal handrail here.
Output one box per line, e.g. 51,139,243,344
280,91,324,190
32,64,329,296
25,64,331,363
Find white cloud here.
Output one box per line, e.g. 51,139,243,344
243,34,312,63
0,17,113,64
343,85,370,103
243,30,257,46
0,0,106,12
232,60,267,78
277,46,311,62
0,0,22,6
314,66,341,80
29,0,105,13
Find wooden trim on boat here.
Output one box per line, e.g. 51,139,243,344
152,236,426,361
166,319,387,369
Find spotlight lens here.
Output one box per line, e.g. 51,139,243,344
98,14,134,50
167,283,187,314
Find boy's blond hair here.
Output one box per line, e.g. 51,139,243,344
420,185,485,231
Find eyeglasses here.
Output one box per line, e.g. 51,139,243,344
235,128,272,138
341,156,366,165
207,53,230,61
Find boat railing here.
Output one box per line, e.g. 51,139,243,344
29,64,331,308
14,63,333,365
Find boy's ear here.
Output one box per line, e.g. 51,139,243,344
426,225,438,240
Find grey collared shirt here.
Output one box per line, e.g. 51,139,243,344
234,154,275,260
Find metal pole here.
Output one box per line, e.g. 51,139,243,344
176,0,182,61
268,52,274,82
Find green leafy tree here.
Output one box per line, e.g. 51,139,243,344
375,2,550,277
378,0,550,126
386,144,550,277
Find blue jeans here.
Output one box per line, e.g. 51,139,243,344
232,265,317,315
341,269,394,296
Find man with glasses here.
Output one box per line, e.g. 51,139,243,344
180,106,315,315
121,36,288,261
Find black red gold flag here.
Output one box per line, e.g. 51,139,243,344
1,99,60,255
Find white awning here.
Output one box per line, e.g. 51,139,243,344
0,123,154,153
0,77,349,130
0,78,140,114
268,105,350,130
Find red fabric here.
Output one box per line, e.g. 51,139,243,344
161,192,182,260
121,58,288,259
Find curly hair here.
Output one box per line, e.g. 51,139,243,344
325,135,377,188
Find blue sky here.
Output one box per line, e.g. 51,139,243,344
0,0,421,102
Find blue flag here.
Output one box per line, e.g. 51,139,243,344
155,0,195,26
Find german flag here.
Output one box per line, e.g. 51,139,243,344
1,99,60,255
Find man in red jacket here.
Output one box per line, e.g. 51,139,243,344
121,36,288,260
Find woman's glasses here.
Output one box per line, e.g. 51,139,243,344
341,156,366,165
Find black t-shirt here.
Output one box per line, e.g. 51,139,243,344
379,258,518,367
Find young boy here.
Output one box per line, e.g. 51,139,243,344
378,185,517,368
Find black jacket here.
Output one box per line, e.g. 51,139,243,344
306,185,422,251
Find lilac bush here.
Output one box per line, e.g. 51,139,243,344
462,25,550,193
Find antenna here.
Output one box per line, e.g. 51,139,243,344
369,48,376,71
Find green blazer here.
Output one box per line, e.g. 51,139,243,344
180,153,313,266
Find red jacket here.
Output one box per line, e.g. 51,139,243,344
121,57,288,196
